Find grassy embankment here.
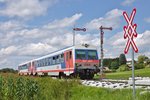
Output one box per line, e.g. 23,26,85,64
0,73,150,100
94,68,150,80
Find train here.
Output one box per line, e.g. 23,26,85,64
18,44,99,79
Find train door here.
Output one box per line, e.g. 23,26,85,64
32,61,36,75
28,63,31,75
64,50,73,70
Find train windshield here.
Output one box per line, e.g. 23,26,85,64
76,50,86,59
75,50,98,60
88,50,97,60
19,64,28,70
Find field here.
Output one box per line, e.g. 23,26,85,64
0,73,150,100
94,68,150,80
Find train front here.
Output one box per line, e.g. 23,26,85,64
75,45,99,79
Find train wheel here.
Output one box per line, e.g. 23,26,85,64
59,72,66,79
88,73,94,79
79,73,85,80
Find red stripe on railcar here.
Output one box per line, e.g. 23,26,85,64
36,68,74,73
75,60,99,63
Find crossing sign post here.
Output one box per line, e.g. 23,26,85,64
123,8,138,100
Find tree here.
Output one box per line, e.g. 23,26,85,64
103,59,112,68
119,54,127,65
138,55,148,64
103,58,119,69
0,68,17,73
134,63,144,69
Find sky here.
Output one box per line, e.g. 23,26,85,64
0,0,149,69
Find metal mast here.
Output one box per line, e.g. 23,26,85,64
99,26,112,78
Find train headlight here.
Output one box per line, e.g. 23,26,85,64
94,64,98,67
75,63,82,67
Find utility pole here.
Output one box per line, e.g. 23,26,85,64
73,27,86,46
99,26,112,79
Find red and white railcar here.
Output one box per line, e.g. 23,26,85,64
18,44,99,79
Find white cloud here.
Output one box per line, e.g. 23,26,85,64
19,43,56,56
121,0,135,6
43,13,82,29
0,20,23,32
0,9,149,69
104,30,150,59
85,9,123,30
0,46,17,56
0,13,84,68
0,0,57,19
144,18,150,23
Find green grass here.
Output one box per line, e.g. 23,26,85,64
0,73,150,100
101,68,150,79
71,86,150,100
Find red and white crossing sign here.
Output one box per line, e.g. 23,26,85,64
123,8,138,54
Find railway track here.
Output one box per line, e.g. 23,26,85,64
80,77,150,90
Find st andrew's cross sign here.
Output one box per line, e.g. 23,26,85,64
123,8,138,54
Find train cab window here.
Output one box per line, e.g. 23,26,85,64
76,50,86,59
88,50,97,60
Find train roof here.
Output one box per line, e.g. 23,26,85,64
19,44,98,65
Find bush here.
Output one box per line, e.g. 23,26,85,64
103,70,112,73
134,63,144,69
145,64,150,68
117,64,129,72
111,61,119,70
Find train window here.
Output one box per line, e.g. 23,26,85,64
46,58,49,66
35,61,37,67
70,51,72,59
37,61,40,67
41,60,43,66
59,55,61,63
56,55,59,64
66,52,69,61
49,57,52,65
45,58,48,66
60,54,64,63
21,64,27,69
40,60,42,67
35,61,38,67
43,59,45,66
52,56,55,64
61,54,64,58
